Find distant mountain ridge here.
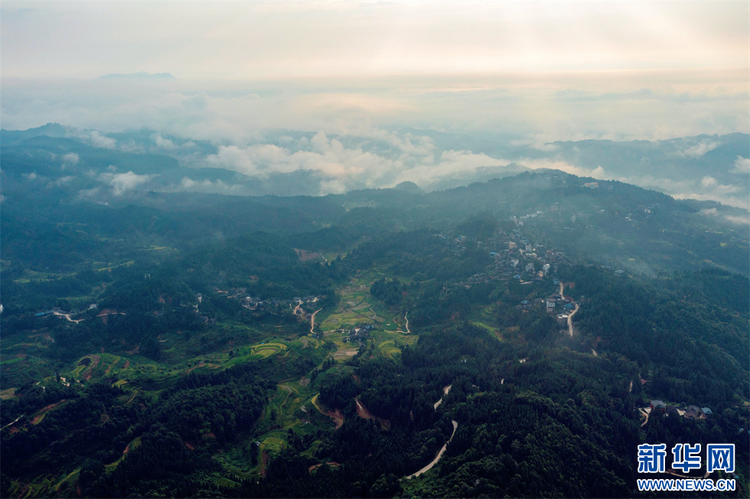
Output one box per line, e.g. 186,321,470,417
97,72,176,80
1,123,747,208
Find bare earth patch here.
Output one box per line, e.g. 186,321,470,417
294,248,323,262
355,397,390,430
82,355,101,381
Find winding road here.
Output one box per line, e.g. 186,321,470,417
567,303,579,337
559,281,578,337
52,311,85,324
405,420,459,479
639,407,651,427
433,384,452,410
310,308,322,333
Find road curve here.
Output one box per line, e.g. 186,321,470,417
405,420,459,479
567,303,579,337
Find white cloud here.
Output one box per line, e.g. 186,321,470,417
699,208,718,216
179,177,242,194
680,141,718,158
723,214,750,225
201,128,515,193
590,166,606,178
98,171,156,196
672,192,747,210
732,156,750,173
699,207,750,226
393,150,507,186
153,133,176,150
206,132,400,181
62,152,79,165
87,131,117,149
516,158,608,179
54,175,75,186
701,176,717,187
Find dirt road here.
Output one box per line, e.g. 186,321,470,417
639,407,651,427
1,414,25,431
311,393,344,429
310,308,322,333
405,420,459,479
52,311,85,323
433,384,452,410
567,303,579,337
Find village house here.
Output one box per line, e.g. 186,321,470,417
684,405,703,420
650,400,666,411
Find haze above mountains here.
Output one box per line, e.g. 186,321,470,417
3,124,748,215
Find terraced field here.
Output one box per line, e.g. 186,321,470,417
470,303,503,340
250,342,287,358
318,269,419,362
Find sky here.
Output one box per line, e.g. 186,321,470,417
2,1,749,203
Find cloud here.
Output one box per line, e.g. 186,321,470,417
179,177,242,194
699,207,750,226
733,156,750,173
679,140,718,158
200,128,515,193
98,171,156,196
152,133,176,150
723,214,750,225
393,150,507,186
54,175,75,186
86,130,117,149
620,173,746,209
62,152,79,165
672,192,748,210
516,158,608,179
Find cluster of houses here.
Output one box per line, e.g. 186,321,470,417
34,304,97,320
241,295,319,311
339,323,375,344
650,400,713,420
438,229,567,287
513,281,577,325
35,307,67,318
456,272,492,288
